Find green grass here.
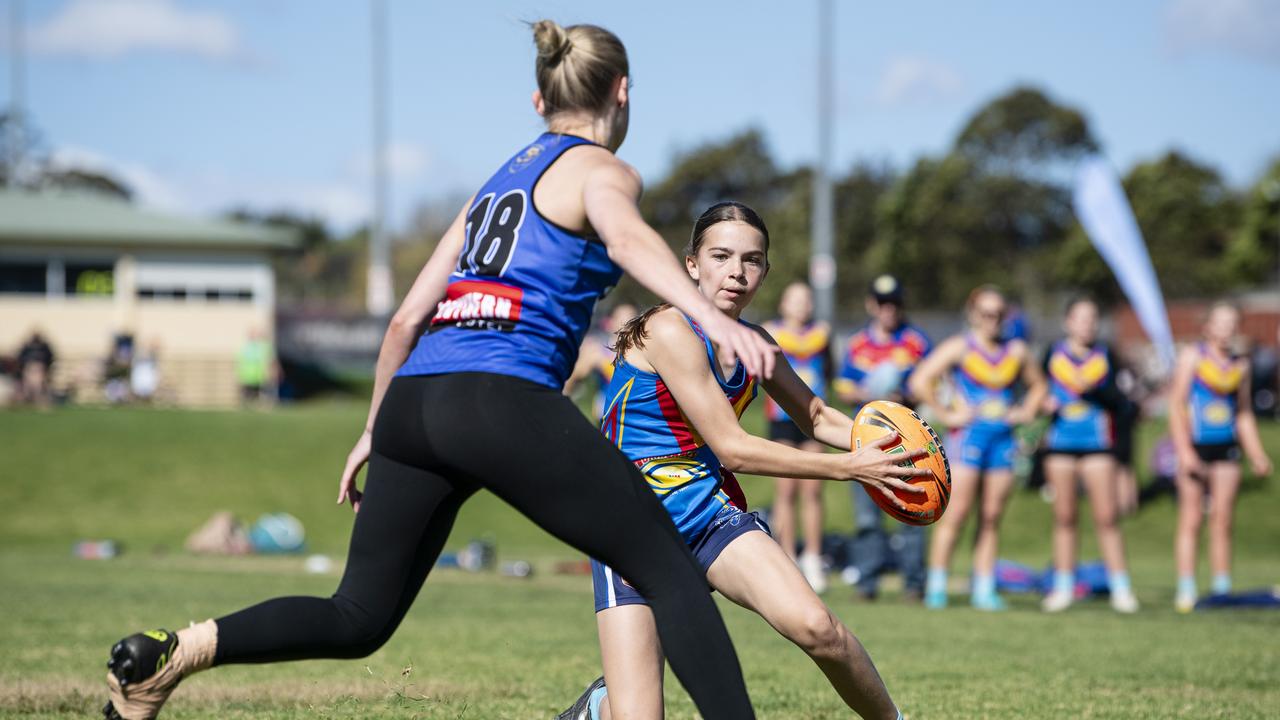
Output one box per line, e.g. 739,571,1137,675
1,404,1279,718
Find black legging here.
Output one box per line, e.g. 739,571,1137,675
213,372,754,719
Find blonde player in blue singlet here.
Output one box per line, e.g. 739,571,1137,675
1169,302,1271,612
762,282,833,592
559,202,925,720
909,285,1046,610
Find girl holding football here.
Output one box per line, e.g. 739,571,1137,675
560,202,925,720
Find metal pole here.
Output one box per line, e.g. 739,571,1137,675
7,0,25,187
810,0,836,323
366,0,394,316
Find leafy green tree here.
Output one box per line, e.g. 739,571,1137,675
1224,157,1280,286
1125,151,1240,297
1056,151,1246,302
832,162,897,315
626,128,813,319
955,86,1098,177
872,87,1101,309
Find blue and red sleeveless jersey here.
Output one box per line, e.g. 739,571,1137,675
599,314,758,541
1188,343,1243,445
835,322,931,400
397,133,623,388
761,320,830,422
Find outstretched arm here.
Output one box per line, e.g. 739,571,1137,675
584,161,777,379
336,196,472,511
642,312,926,509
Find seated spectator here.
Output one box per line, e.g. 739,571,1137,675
131,343,163,404
103,333,134,404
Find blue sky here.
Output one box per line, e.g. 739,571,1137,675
5,0,1279,231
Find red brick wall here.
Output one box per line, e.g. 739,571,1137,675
1114,302,1280,350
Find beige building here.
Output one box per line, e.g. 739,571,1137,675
0,189,298,407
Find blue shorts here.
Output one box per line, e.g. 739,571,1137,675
591,505,770,613
953,424,1016,472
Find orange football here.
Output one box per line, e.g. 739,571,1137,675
852,400,951,526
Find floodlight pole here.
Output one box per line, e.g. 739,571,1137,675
366,0,395,316
810,0,836,323
7,0,25,187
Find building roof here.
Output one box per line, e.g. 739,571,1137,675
0,189,300,250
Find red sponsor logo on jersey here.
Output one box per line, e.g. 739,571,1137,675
432,279,524,326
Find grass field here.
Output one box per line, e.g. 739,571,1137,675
2,403,1279,719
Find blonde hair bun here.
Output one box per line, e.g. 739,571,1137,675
529,20,628,117
532,19,572,66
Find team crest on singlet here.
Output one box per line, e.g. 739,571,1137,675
508,143,545,173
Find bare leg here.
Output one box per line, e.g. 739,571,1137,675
772,440,800,560
928,463,981,572
799,478,825,556
1045,455,1080,576
1115,464,1139,517
1206,461,1242,581
972,470,1014,577
798,440,827,557
1174,470,1205,579
708,532,898,720
597,605,665,720
1080,454,1126,574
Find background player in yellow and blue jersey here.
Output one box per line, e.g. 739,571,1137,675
835,275,932,602
1038,298,1139,614
762,282,833,592
909,285,1047,611
1168,302,1272,612
566,202,925,720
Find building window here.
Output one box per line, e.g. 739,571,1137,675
137,286,254,302
0,261,47,294
66,263,115,296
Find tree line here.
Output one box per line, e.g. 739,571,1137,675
633,86,1280,317
6,85,1277,318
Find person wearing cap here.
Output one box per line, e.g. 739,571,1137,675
835,274,933,601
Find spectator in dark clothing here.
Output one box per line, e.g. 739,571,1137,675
18,331,56,408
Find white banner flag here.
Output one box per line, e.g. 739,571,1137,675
1072,155,1176,371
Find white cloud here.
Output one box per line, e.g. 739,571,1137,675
44,138,441,232
874,57,964,108
238,182,370,230
1165,0,1280,64
49,145,188,211
346,142,432,183
29,0,244,62
48,144,369,229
